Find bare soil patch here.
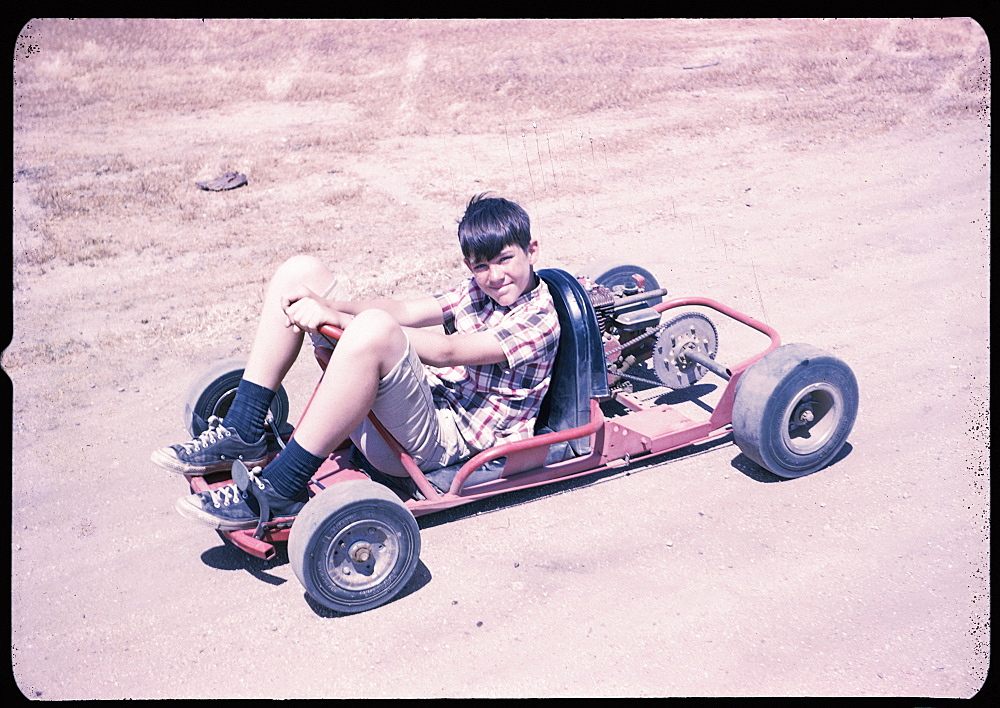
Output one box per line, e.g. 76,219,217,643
9,18,990,699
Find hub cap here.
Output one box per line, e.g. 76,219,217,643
325,519,400,591
781,383,843,455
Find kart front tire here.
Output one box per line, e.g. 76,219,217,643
183,359,290,438
579,259,663,307
289,479,421,614
732,343,858,478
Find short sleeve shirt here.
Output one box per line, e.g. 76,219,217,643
428,276,560,451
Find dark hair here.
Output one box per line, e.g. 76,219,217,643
457,192,532,262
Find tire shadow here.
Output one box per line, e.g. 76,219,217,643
200,537,290,586
729,441,855,482
302,560,433,618
199,534,433,617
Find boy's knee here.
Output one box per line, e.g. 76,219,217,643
271,255,334,291
344,309,398,341
339,310,407,370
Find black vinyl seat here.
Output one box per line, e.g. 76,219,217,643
532,268,610,456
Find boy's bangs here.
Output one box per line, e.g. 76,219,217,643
461,233,515,263
458,193,531,262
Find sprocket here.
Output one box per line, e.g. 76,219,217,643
652,313,719,389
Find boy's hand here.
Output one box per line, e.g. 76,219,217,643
281,286,345,334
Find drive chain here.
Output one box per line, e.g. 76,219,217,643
604,319,672,389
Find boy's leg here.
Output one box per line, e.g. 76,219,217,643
152,255,340,475
176,308,417,529
243,254,343,392
351,343,471,477
269,307,412,484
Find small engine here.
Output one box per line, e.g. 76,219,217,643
579,276,721,390
580,278,665,334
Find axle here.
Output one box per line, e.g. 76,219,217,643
680,346,731,381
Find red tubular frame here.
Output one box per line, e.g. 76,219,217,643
201,294,782,558
654,296,781,426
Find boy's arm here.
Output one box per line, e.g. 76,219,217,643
282,287,445,332
406,301,560,369
329,294,445,329
403,326,508,368
282,286,508,366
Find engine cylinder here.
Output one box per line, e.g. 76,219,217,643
585,283,616,331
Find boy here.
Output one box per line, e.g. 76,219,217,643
152,193,560,530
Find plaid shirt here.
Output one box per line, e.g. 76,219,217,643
427,276,560,451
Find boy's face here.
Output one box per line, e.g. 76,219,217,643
465,240,539,306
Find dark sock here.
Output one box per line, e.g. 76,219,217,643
223,379,275,443
264,438,326,498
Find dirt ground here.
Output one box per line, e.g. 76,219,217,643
8,18,991,698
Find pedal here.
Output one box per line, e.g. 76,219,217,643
231,461,272,540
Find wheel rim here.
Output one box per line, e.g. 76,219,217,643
212,389,237,419
781,383,843,455
324,519,401,592
207,387,275,427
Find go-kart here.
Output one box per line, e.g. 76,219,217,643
179,261,859,614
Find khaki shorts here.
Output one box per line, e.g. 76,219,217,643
350,343,472,477
311,277,472,477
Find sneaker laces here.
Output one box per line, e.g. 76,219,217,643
207,483,241,508
244,466,266,492
178,416,232,454
207,467,265,508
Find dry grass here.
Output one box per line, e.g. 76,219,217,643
13,18,987,270
8,18,989,369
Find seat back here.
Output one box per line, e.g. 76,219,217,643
536,268,610,455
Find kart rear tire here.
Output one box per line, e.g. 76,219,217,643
289,479,421,614
579,259,663,306
732,343,858,478
183,359,290,438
